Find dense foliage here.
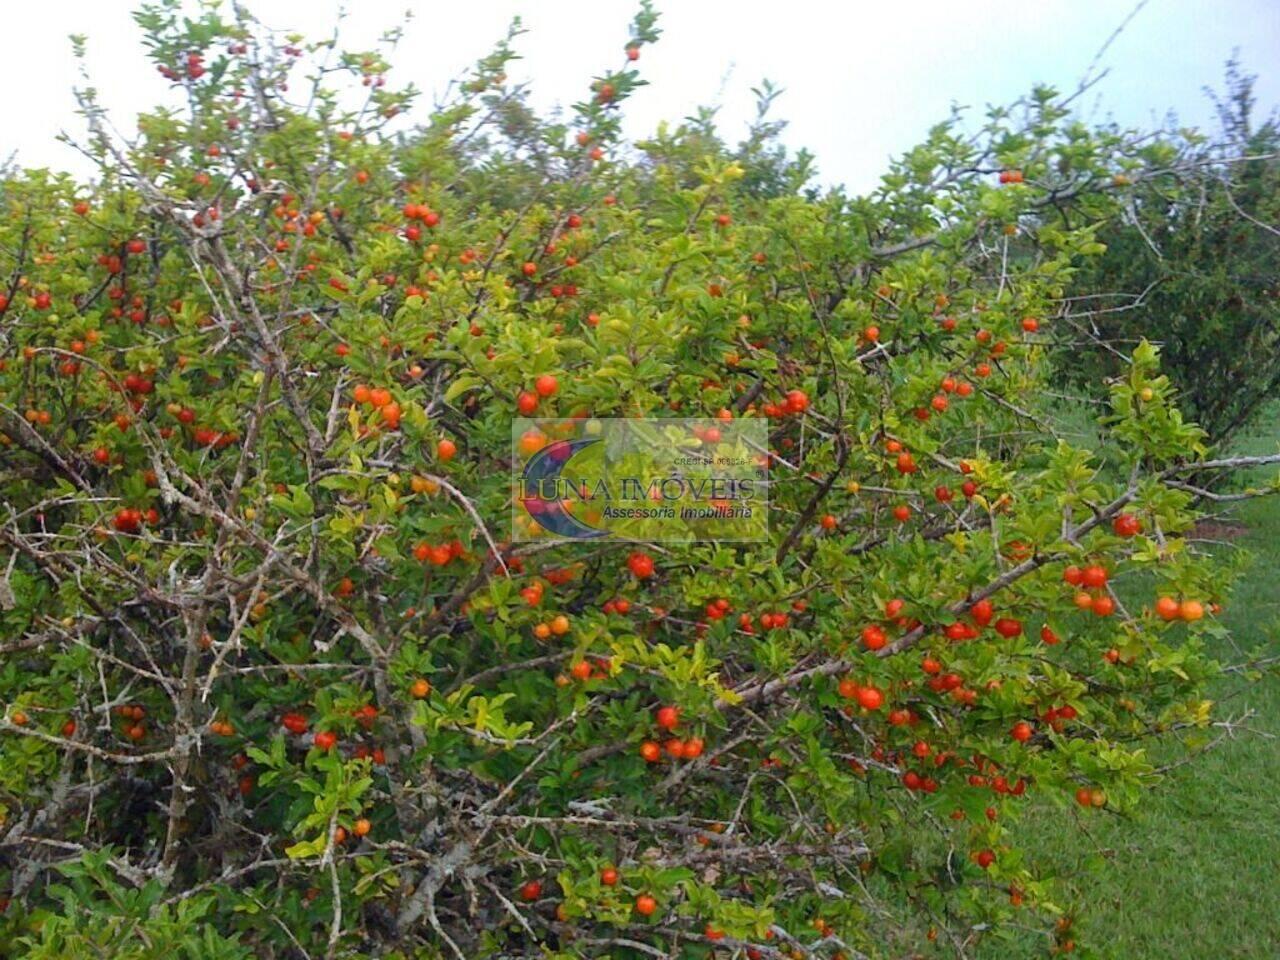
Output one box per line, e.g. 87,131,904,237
2,3,1278,958
1059,63,1280,447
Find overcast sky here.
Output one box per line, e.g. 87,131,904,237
3,0,1277,194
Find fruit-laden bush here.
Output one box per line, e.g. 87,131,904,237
1,4,1278,958
1054,62,1280,450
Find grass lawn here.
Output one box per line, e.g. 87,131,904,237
984,407,1280,959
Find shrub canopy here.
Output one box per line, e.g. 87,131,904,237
1,3,1277,958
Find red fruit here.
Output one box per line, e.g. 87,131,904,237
683,737,704,759
975,849,995,869
1081,565,1108,589
113,509,142,533
970,599,994,627
126,238,146,254
626,46,640,61
535,374,559,397
570,660,593,681
437,438,457,461
314,730,337,751
1075,787,1094,807
1091,595,1115,617
861,625,887,650
627,551,654,579
922,656,942,675
892,505,911,523
1063,565,1084,586
639,740,661,762
522,262,537,277
1179,599,1205,622
519,880,542,902
635,894,657,916
516,391,538,414
994,617,1022,638
1112,513,1141,537
837,678,859,699
1011,721,1033,742
282,713,308,735
856,686,884,711
961,480,978,498
1155,596,1180,621
1040,625,1060,645
655,705,679,730
601,867,619,886
784,389,810,413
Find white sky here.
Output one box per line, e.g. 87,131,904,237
3,0,1278,194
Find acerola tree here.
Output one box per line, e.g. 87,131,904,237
1,4,1278,958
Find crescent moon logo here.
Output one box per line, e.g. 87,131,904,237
520,437,607,539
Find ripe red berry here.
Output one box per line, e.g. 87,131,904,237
635,894,657,916
1081,565,1108,589
860,625,887,650
601,866,619,886
1113,513,1141,537
655,705,679,730
627,551,654,579
534,374,559,398
1011,721,1033,742
519,880,542,901
784,389,810,413
994,617,1022,638
314,730,337,751
856,686,884,711
970,599,994,627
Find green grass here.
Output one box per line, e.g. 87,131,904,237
985,406,1280,959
